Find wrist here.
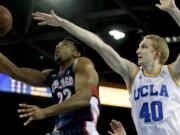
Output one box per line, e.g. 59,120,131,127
167,6,179,15
56,17,67,26
42,107,49,118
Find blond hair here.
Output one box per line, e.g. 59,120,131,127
144,35,169,64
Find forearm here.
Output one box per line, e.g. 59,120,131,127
0,67,6,74
168,6,180,27
59,18,104,52
0,53,47,86
0,53,19,76
43,93,90,118
171,53,180,82
175,53,180,73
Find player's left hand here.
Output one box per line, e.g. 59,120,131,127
18,103,46,126
155,0,176,12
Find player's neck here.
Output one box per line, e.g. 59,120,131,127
59,58,75,73
143,62,162,75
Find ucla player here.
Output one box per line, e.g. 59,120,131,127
0,37,100,135
32,0,180,134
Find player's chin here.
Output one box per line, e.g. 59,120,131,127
137,61,143,66
55,57,61,63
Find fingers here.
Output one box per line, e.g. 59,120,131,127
19,103,34,108
18,103,35,118
107,131,113,135
38,22,47,26
32,15,47,26
24,117,33,126
118,121,126,130
18,103,36,126
111,119,120,129
33,16,45,21
51,10,54,15
110,121,115,131
18,108,34,113
51,10,59,20
19,112,34,118
32,12,46,21
155,4,161,9
32,11,51,17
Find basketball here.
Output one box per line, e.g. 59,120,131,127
0,5,12,37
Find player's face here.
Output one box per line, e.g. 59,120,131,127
136,39,156,66
54,40,77,63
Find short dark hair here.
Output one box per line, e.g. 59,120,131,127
64,36,85,56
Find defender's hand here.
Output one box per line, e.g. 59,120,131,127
32,10,63,27
156,0,176,12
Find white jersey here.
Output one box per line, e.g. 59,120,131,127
130,65,180,135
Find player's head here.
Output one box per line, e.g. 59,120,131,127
136,34,169,66
55,36,85,64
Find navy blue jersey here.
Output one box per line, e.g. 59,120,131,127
46,63,100,130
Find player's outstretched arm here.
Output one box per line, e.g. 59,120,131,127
156,0,180,27
32,11,138,89
0,53,52,86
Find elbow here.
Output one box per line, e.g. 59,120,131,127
8,67,21,78
83,99,90,107
70,90,92,110
11,68,24,80
76,96,91,108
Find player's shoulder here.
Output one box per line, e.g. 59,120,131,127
73,57,95,71
41,69,57,80
41,69,55,75
76,57,94,66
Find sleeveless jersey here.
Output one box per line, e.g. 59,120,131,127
46,63,100,131
130,65,180,135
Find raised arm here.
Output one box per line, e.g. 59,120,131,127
0,53,52,86
32,11,138,88
18,57,99,126
171,54,180,85
156,0,180,27
156,0,180,84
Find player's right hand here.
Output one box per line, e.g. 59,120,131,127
18,103,46,126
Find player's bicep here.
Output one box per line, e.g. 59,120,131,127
16,68,53,87
100,45,137,80
0,68,5,74
74,58,97,98
172,54,180,82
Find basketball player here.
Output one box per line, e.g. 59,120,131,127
32,0,179,134
108,120,126,135
0,37,100,135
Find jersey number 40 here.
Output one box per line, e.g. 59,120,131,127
139,101,163,123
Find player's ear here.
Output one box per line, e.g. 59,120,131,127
154,49,161,60
73,50,81,58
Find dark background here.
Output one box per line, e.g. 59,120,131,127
0,0,179,135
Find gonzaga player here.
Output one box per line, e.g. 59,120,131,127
0,37,100,135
